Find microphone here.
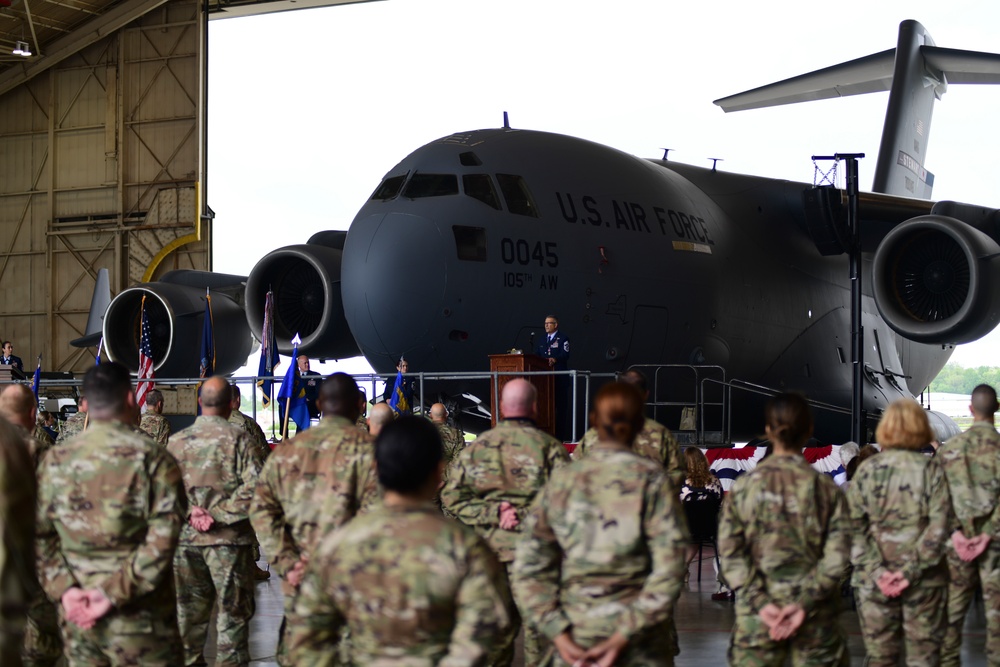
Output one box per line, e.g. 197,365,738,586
529,332,535,353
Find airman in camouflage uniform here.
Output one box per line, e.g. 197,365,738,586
56,404,86,443
429,403,465,466
719,393,851,667
36,362,186,666
355,388,369,432
574,369,684,488
31,424,54,456
139,389,171,447
229,384,271,462
513,382,688,667
250,373,378,665
0,386,62,666
937,384,1000,666
848,399,951,667
288,417,511,665
0,416,38,667
167,376,262,667
442,378,570,667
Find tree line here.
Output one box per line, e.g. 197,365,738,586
930,364,1000,394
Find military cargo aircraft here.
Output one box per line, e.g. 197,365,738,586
100,20,1000,441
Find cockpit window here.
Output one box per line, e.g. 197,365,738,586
370,175,406,201
463,174,501,210
403,174,459,199
496,174,538,217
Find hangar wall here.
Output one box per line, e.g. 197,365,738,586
0,0,208,373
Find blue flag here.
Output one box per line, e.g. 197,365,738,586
256,290,277,407
32,356,41,404
388,370,412,416
277,334,310,435
200,290,215,378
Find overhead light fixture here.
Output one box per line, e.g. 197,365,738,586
13,41,32,57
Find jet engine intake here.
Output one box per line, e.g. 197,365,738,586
245,241,360,359
104,276,253,378
872,215,1000,344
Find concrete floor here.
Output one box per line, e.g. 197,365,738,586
233,553,988,666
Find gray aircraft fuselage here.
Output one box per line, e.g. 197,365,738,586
341,128,947,432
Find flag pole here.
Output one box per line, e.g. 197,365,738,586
280,332,301,440
282,393,292,440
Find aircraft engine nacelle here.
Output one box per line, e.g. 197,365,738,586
872,215,1000,344
104,272,253,378
245,232,360,359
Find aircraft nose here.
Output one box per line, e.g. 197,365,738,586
342,212,448,362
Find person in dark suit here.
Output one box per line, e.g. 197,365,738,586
535,316,572,440
535,316,569,370
1,341,23,372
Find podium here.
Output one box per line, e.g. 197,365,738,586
488,353,555,436
0,364,24,382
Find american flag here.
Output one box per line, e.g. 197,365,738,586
135,296,155,409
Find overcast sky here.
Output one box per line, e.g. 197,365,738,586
207,0,1000,381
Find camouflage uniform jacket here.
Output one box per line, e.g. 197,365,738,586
0,426,37,640
847,448,951,588
229,409,271,462
56,410,86,442
36,420,187,609
139,412,171,447
250,415,378,577
355,413,369,433
575,418,684,488
32,423,55,451
512,443,688,644
167,415,262,546
16,424,53,467
441,418,569,562
937,421,1000,538
718,453,851,613
288,504,512,666
436,422,466,474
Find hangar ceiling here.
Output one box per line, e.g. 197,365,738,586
0,0,371,373
0,0,377,91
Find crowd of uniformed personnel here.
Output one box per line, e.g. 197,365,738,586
0,360,998,666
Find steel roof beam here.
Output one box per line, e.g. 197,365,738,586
0,0,171,97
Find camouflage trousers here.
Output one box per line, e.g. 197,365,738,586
855,582,945,667
942,540,1000,667
174,544,256,667
21,589,62,667
728,596,848,667
491,561,548,667
60,600,183,666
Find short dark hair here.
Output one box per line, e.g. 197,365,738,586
971,384,999,417
145,389,163,406
620,368,648,395
375,416,443,494
319,373,360,420
82,362,133,415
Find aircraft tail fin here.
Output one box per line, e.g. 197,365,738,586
714,20,1000,199
69,267,110,348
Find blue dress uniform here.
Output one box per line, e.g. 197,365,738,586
537,331,572,440
536,332,570,370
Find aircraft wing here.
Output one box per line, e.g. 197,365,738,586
922,46,1000,84
714,49,895,112
715,45,1000,113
